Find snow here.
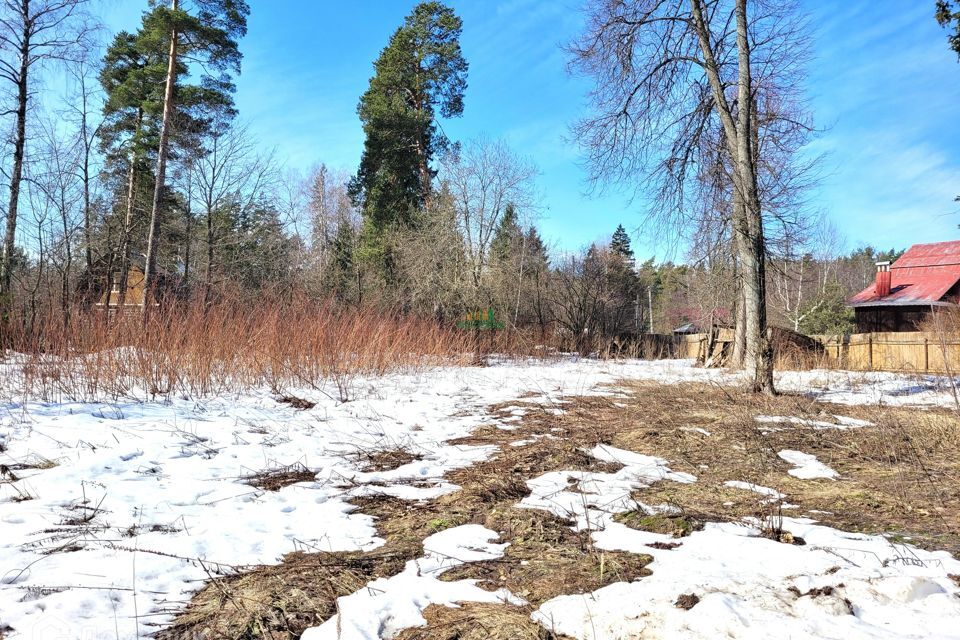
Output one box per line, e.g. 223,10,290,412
0,358,648,639
1,357,959,639
519,444,695,530
723,480,785,500
778,449,839,480
535,517,960,640
755,414,872,430
301,525,521,640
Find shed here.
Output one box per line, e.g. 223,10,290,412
848,240,960,332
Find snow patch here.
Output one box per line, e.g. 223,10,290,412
723,480,785,500
778,450,839,480
302,525,520,640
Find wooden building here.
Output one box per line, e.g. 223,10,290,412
848,241,960,332
97,265,153,311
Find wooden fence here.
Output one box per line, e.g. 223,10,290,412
673,330,959,374
811,332,960,374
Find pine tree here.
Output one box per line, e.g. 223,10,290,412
349,1,468,270
141,0,248,308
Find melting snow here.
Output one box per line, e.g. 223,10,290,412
1,358,959,639
778,450,839,480
723,480,786,500
301,525,520,640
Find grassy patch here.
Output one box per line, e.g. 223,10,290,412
614,511,704,537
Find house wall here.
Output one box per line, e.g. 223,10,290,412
854,306,932,333
99,268,147,307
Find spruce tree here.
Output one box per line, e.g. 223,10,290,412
608,224,640,334
489,203,522,265
611,224,635,265
349,1,468,270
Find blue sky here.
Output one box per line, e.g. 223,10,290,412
100,0,960,261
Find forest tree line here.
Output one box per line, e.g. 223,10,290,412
0,1,914,373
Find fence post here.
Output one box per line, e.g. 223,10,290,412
924,337,929,374
867,334,873,371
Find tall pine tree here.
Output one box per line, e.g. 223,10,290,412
140,0,248,308
349,2,468,271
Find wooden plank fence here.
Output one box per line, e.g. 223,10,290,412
811,332,960,374
674,330,959,374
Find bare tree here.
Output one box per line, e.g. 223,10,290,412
64,57,103,275
568,0,814,393
440,137,538,289
33,116,82,327
0,0,91,316
769,219,845,332
189,122,276,303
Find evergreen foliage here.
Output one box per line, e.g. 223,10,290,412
349,1,468,269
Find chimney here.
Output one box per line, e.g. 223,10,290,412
875,261,891,298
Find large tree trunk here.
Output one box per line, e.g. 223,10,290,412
691,0,775,393
142,0,180,313
733,0,774,393
0,25,30,318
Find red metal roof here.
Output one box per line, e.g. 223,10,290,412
848,241,960,307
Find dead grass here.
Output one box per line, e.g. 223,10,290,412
243,463,316,492
355,448,424,472
276,394,316,410
394,603,571,640
605,381,960,554
159,395,652,639
1,296,481,402
154,549,409,640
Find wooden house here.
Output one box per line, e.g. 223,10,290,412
97,264,155,311
848,241,960,332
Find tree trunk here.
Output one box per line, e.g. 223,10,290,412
0,22,30,321
60,194,72,336
183,201,192,294
117,110,143,313
691,0,775,393
734,0,775,393
142,0,180,313
732,261,747,367
81,102,94,276
204,205,213,305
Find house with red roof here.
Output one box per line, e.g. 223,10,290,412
848,240,960,332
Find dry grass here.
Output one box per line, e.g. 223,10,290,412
1,297,480,402
159,396,653,640
353,447,424,473
606,381,960,553
242,463,317,492
154,549,409,640
394,603,570,640
0,296,580,403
